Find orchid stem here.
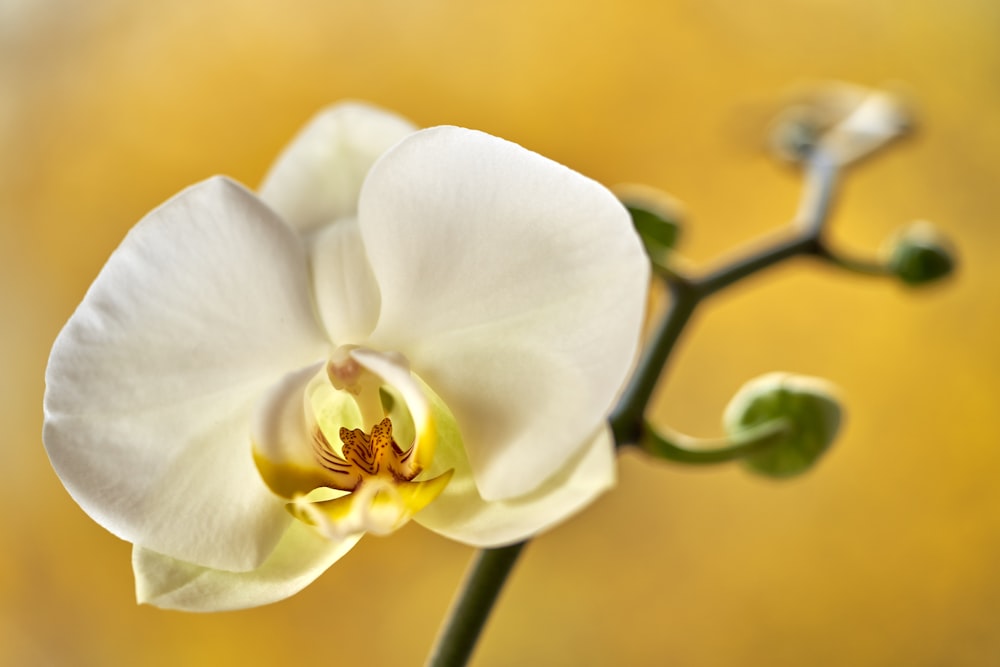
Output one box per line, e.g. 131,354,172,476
425,152,844,666
640,418,791,464
609,276,700,447
612,151,839,448
424,541,527,667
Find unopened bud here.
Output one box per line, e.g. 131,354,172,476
821,89,912,166
883,221,956,286
723,373,842,479
768,82,912,166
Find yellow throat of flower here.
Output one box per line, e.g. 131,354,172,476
254,349,455,540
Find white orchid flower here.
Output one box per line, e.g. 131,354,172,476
43,102,649,612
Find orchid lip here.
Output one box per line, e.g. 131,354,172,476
253,347,451,539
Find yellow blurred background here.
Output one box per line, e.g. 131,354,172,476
3,0,998,665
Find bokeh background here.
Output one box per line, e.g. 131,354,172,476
3,0,998,665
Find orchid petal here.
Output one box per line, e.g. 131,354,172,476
360,127,649,500
43,177,329,572
259,102,417,233
310,219,382,345
414,426,615,547
133,521,361,612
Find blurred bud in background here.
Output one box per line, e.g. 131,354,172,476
883,220,957,287
724,373,843,479
769,82,913,166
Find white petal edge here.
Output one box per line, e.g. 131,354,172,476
259,101,418,233
43,177,330,572
134,521,361,611
360,127,649,500
414,425,616,547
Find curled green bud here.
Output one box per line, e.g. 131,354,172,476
883,221,957,286
723,373,842,479
614,184,684,266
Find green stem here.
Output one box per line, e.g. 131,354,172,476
424,542,527,667
424,151,843,666
609,277,701,447
641,419,791,465
611,153,838,447
818,245,893,277
696,233,822,296
696,152,837,296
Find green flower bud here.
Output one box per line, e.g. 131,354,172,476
723,373,842,479
614,184,684,266
883,221,956,286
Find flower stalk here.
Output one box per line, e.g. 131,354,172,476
424,542,528,667
640,419,792,465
